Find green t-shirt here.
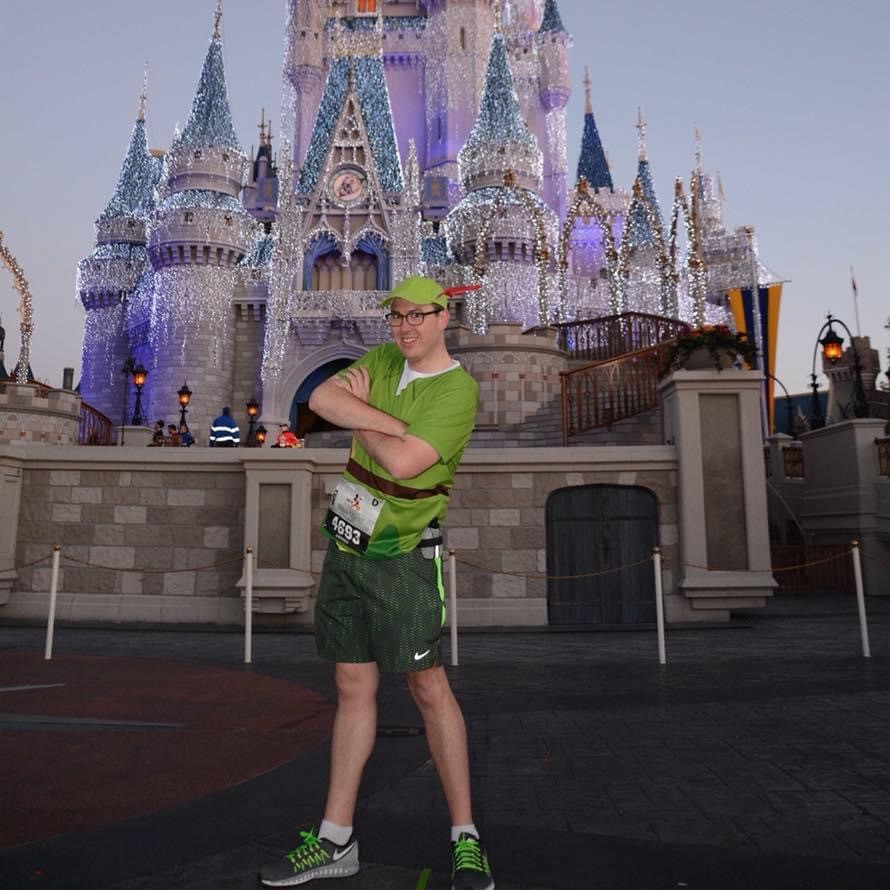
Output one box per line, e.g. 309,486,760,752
322,342,479,559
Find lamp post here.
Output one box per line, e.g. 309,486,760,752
119,355,135,446
246,397,260,446
177,381,192,427
764,372,796,437
131,363,148,426
255,423,267,447
809,313,868,430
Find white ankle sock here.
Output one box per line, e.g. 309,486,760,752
318,819,353,846
451,823,478,843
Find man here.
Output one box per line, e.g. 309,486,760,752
209,406,240,447
260,276,492,890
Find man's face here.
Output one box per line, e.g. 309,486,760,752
389,297,448,367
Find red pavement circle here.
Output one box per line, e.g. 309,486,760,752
0,652,335,849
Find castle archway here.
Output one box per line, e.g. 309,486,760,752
288,357,353,437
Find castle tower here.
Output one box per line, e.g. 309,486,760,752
242,110,279,228
535,0,570,219
285,0,326,175
146,2,254,435
77,76,161,427
422,0,498,218
447,27,556,328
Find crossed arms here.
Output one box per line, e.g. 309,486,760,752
308,367,439,480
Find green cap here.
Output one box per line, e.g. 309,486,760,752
379,275,447,309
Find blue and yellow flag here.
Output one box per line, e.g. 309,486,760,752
727,284,782,433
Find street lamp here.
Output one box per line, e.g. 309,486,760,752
255,423,267,446
177,381,192,426
131,363,148,426
246,397,260,446
809,313,868,429
119,355,135,446
764,372,796,437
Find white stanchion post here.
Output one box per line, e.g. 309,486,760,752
244,546,254,665
44,545,61,661
653,547,667,665
448,549,458,667
851,540,870,659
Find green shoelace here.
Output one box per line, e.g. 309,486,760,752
284,829,329,867
453,836,486,872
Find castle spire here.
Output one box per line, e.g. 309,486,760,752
539,0,568,33
636,106,647,161
178,4,241,150
100,104,161,221
138,62,149,122
694,126,702,172
457,30,543,192
576,68,612,192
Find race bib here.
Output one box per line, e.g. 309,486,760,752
324,478,384,553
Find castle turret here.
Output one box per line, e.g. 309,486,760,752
625,108,664,250
286,0,326,176
243,110,279,228
146,2,255,435
447,28,557,328
535,0,571,219
77,74,161,426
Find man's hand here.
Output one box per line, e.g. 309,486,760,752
339,366,371,403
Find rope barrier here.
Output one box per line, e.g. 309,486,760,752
56,551,245,575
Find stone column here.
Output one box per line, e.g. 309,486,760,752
0,451,24,603
659,369,776,619
798,418,890,595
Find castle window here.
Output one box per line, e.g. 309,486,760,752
127,219,135,228
224,215,233,226
193,149,202,160
460,27,466,50
222,152,229,161
357,0,377,13
184,211,194,223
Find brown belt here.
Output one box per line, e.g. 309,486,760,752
346,458,449,500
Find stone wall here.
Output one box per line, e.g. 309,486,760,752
5,450,244,623
0,383,81,446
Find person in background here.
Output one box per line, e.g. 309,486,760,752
179,423,195,447
275,422,300,448
166,424,180,446
209,406,240,447
151,419,165,446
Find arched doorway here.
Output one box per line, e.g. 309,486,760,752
545,484,658,625
288,358,353,438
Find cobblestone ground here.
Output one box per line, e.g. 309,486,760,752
2,594,890,889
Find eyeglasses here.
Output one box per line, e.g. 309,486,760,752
385,308,443,327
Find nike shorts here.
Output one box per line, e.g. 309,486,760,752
314,540,446,673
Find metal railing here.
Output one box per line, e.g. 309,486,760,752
555,312,685,364
560,343,671,445
78,402,114,445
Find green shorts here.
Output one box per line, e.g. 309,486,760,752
314,541,446,673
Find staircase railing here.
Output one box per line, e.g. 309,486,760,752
560,343,673,445
556,312,686,363
79,402,114,445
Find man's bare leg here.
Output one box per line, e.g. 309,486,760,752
407,665,473,824
323,661,380,825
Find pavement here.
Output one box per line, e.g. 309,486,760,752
2,594,890,890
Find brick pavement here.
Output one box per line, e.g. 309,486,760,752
1,594,890,889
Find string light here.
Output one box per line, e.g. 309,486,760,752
0,230,34,383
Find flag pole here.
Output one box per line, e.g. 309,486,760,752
850,266,862,337
745,227,769,436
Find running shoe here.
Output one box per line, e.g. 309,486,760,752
451,832,494,890
259,828,359,886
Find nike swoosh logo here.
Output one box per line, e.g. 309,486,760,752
332,842,354,862
414,650,431,661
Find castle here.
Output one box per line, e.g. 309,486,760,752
76,0,771,442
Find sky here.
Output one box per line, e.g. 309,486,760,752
0,0,887,397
